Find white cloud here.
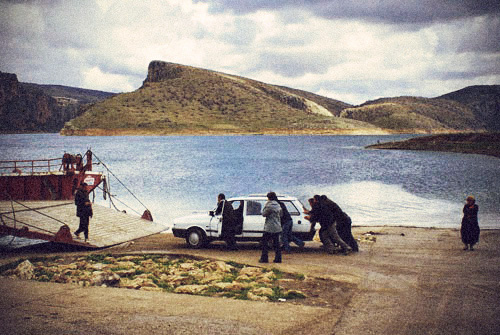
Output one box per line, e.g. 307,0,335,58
0,0,498,103
82,66,136,92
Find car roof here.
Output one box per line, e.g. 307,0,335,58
228,194,298,201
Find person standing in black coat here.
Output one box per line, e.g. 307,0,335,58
461,196,480,251
74,182,93,243
215,193,238,250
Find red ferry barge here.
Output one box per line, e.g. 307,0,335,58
0,150,165,248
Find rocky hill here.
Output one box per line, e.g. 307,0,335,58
438,85,500,131
0,71,114,133
61,61,381,135
340,96,484,132
3,61,498,135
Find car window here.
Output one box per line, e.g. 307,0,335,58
246,200,265,215
282,201,300,216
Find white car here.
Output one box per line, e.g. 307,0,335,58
172,194,316,248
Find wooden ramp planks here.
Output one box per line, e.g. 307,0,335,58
0,201,168,248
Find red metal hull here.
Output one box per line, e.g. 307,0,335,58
0,172,103,201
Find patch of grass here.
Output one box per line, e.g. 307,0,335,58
284,291,306,299
294,273,306,281
86,254,113,264
34,268,55,282
269,286,285,301
271,268,283,280
221,274,237,283
226,261,245,269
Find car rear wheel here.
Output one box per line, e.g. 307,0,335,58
186,228,206,249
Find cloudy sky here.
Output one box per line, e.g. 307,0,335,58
1,0,499,104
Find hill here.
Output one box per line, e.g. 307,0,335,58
340,96,484,132
61,61,382,135
437,85,500,131
0,71,114,133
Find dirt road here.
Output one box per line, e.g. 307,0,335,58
1,226,499,334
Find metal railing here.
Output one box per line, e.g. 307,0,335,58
0,158,62,174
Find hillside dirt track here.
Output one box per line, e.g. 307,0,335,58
1,226,500,335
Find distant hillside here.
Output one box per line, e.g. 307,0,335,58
340,96,484,132
438,85,500,131
0,71,114,133
62,61,379,135
22,84,115,105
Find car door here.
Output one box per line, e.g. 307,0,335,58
242,199,266,238
283,200,310,233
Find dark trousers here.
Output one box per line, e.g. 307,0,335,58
337,217,359,252
260,232,281,263
75,216,89,239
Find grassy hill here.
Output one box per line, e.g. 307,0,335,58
60,60,497,135
438,85,500,131
60,61,382,135
340,96,483,132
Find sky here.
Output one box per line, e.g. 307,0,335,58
1,0,499,105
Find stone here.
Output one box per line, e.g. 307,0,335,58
115,261,136,268
239,266,262,277
214,261,234,273
179,262,196,271
214,281,249,292
247,292,269,302
173,285,208,294
14,260,34,280
251,287,273,297
115,269,136,277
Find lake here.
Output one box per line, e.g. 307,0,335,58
1,134,499,229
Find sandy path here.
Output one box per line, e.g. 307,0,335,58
1,226,499,334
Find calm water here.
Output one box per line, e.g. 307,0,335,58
1,134,499,229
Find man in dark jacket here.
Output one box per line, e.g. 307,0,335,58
74,182,93,242
323,196,359,252
215,193,237,250
319,195,351,254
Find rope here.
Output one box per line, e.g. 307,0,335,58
91,152,150,211
0,214,57,234
8,199,69,227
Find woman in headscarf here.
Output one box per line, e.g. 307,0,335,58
461,196,480,251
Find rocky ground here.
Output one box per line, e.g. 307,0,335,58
1,227,499,334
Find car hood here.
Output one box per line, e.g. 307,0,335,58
173,212,214,226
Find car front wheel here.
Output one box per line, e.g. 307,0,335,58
186,228,206,249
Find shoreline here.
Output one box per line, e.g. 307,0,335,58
58,128,474,136
367,132,500,158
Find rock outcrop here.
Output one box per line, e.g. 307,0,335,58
0,71,114,133
0,72,62,132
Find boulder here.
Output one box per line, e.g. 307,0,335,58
239,266,262,277
214,261,234,273
251,287,273,297
14,260,34,280
115,261,136,268
247,292,269,302
214,281,249,292
174,284,208,294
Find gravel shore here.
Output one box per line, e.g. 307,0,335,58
1,226,499,334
